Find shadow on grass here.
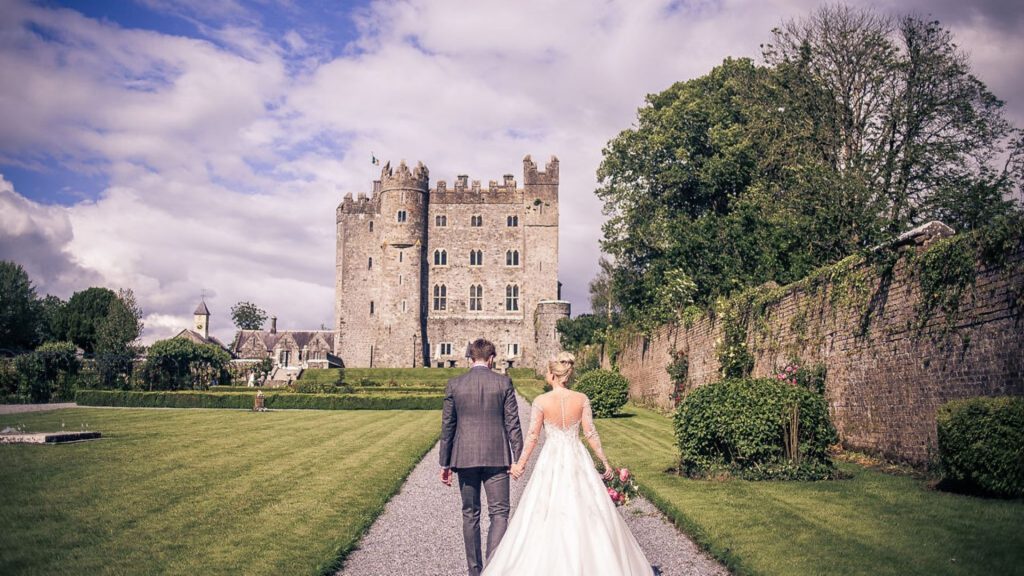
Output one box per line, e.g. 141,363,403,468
932,478,1024,501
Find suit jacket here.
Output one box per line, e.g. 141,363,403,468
439,365,524,469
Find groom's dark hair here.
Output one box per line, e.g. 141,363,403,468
468,338,496,362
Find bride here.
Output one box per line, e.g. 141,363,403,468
482,352,653,575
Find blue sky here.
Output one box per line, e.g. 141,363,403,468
1,0,1021,344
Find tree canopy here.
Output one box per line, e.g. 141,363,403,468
596,6,1022,328
231,301,267,331
0,261,42,352
56,287,118,354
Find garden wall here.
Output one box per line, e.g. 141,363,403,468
609,226,1024,464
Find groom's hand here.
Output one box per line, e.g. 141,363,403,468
440,467,452,486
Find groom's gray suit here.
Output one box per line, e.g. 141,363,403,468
439,364,524,576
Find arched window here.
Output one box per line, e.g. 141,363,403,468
505,284,519,311
471,214,483,227
367,257,373,270
433,284,447,311
470,249,483,266
469,284,483,311
505,250,520,266
433,249,448,266
435,215,447,227
397,210,407,223
507,215,518,227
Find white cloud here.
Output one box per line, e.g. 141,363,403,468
0,0,1020,345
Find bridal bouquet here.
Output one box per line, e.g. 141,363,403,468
603,467,639,507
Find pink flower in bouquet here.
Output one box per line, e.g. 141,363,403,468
619,468,631,483
607,487,620,502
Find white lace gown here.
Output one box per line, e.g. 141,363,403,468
481,394,653,575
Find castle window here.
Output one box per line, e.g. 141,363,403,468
469,284,483,311
368,257,373,270
439,342,453,356
505,284,519,311
507,215,518,227
433,249,448,266
435,215,447,227
471,214,482,227
369,221,374,232
370,301,375,315
470,249,483,266
505,250,520,266
397,210,407,223
507,343,520,357
402,300,407,312
399,250,403,262
433,284,447,311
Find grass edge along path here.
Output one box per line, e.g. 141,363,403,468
0,408,441,576
593,404,1024,576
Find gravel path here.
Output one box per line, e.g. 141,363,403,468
337,395,727,576
0,402,77,415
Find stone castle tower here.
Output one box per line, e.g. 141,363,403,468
334,155,569,370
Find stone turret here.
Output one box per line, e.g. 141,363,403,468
193,300,210,340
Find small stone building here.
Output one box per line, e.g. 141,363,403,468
231,317,341,370
173,300,231,353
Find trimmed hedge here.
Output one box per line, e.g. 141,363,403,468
574,370,629,418
76,390,443,410
937,396,1024,498
673,378,838,480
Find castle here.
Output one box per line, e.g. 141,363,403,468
334,155,570,370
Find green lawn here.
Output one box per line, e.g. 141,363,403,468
595,405,1024,576
0,408,439,576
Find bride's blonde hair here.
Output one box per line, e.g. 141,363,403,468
547,351,576,386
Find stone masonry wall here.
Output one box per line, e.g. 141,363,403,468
609,238,1024,465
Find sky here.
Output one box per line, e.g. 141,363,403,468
1,0,1022,345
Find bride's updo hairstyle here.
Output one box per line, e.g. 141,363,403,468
547,351,576,387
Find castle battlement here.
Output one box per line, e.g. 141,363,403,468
338,191,377,215
523,155,559,185
380,160,429,190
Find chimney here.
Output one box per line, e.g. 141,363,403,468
270,316,277,334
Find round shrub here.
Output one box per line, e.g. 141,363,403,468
673,378,838,480
574,370,629,418
937,396,1024,498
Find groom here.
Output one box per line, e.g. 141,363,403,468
439,338,524,576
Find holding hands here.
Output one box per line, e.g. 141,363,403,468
510,461,526,480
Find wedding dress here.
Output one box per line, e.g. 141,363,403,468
481,391,653,575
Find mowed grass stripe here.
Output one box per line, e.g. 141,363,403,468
0,408,440,576
593,404,1024,576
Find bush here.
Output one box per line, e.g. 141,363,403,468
140,338,230,390
574,370,629,418
937,397,1024,498
673,378,838,480
75,390,444,410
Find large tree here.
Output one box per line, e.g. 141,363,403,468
230,301,267,331
597,6,1022,326
95,289,144,387
56,287,118,354
0,261,42,352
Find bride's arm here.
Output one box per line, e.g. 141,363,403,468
582,397,613,479
511,399,543,478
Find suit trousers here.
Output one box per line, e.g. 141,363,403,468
456,466,510,576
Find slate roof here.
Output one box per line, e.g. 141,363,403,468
174,329,230,353
194,301,211,315
232,329,337,356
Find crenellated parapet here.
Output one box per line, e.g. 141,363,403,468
523,155,559,185
431,173,521,205
380,160,429,191
337,192,378,216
